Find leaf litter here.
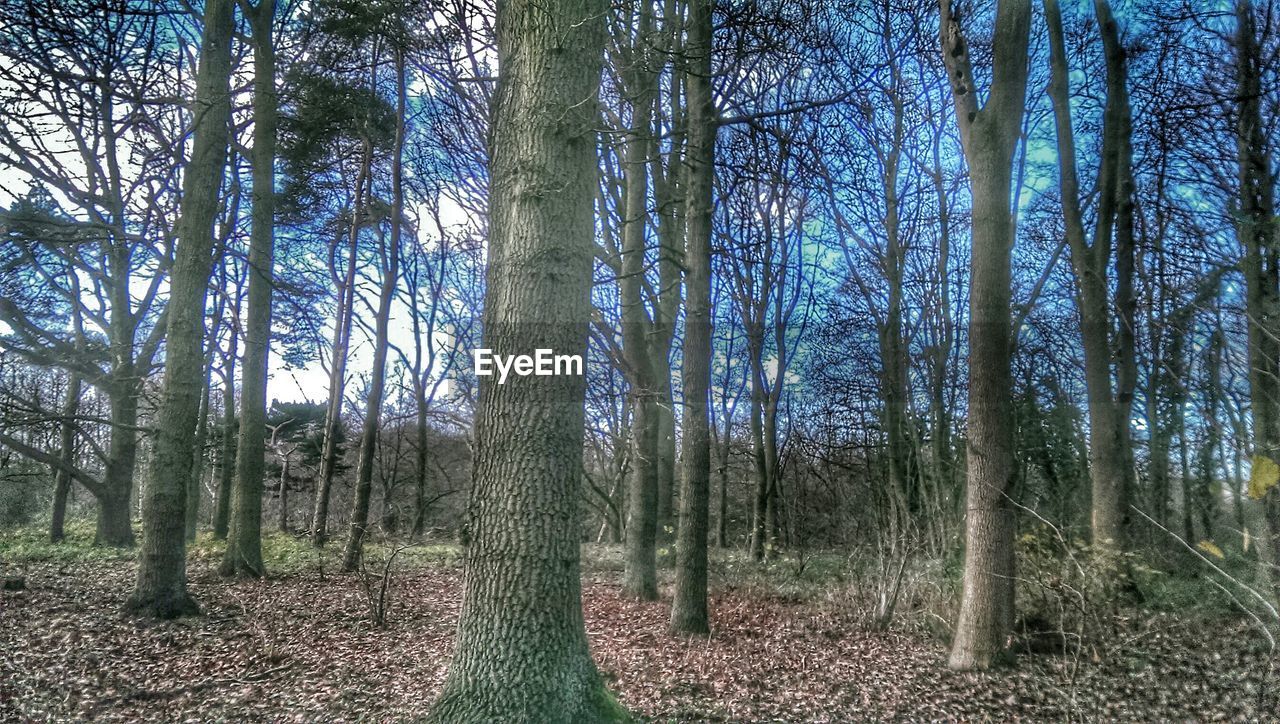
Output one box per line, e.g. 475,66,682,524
1,559,1276,721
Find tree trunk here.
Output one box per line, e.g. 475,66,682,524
748,350,768,561
424,0,618,717
49,372,81,543
186,358,212,543
213,351,237,539
341,46,406,573
96,383,138,547
671,0,715,635
126,0,234,618
311,141,371,545
279,452,290,533
619,19,659,599
940,0,1031,670
222,0,276,577
412,386,430,537
1044,0,1135,560
1236,0,1280,605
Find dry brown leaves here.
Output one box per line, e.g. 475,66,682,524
1,560,1275,721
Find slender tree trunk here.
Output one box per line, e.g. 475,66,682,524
127,0,234,618
279,452,290,533
412,383,430,536
213,347,237,539
311,143,370,545
341,47,407,572
50,372,81,543
1044,0,1135,560
748,349,768,561
940,0,1031,670
619,21,659,599
715,412,730,548
671,0,715,635
424,0,619,716
186,357,212,542
222,0,276,577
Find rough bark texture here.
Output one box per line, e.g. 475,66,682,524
341,46,406,573
1236,0,1280,605
424,0,619,718
940,0,1030,670
96,386,138,547
222,0,275,578
126,0,234,618
670,0,715,636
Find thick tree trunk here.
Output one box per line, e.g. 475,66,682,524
940,0,1030,671
96,385,138,547
671,0,715,635
1236,0,1280,604
341,47,406,573
222,0,276,577
127,0,234,618
424,0,618,717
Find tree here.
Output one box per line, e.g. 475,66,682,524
342,1,411,572
671,0,716,636
126,0,235,618
424,0,623,716
615,0,661,601
1235,0,1280,602
1043,0,1137,561
222,0,278,578
940,0,1032,670
0,1,182,547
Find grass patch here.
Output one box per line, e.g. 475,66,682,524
0,520,133,565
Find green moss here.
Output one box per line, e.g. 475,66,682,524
589,683,633,723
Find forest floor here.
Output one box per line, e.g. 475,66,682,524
2,526,1278,722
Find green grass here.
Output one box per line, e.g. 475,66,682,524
0,519,464,576
0,520,133,565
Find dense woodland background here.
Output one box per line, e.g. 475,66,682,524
4,0,1280,718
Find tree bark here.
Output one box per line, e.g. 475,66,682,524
126,0,234,618
671,0,715,636
424,0,619,717
619,6,660,600
940,0,1030,670
1236,0,1280,604
213,343,237,539
222,0,276,577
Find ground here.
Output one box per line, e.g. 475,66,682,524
1,528,1277,721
